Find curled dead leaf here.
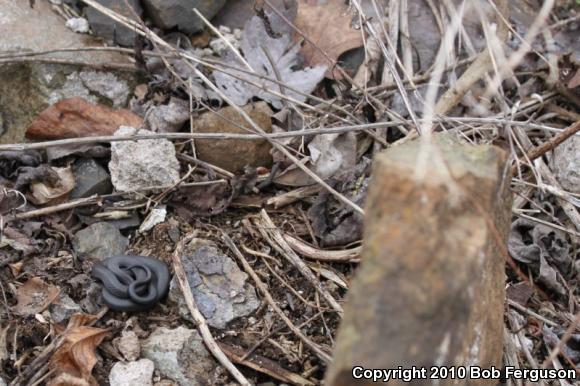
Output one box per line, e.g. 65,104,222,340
14,277,60,316
48,326,108,386
28,166,75,205
48,314,108,386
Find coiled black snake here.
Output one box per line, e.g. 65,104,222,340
91,255,170,312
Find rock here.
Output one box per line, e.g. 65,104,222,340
115,330,141,361
109,359,154,386
551,136,580,194
86,0,143,47
26,98,143,140
0,376,6,386
139,205,167,233
145,98,190,133
65,17,90,33
76,71,132,107
325,134,512,386
192,102,273,173
49,293,82,324
72,222,129,260
70,158,113,199
109,126,180,192
168,238,260,329
142,0,227,34
0,0,137,144
142,326,217,386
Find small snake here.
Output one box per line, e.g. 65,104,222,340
91,255,170,312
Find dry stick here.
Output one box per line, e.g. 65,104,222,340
171,233,251,386
257,210,343,314
283,234,361,263
433,0,509,116
218,342,315,386
6,180,224,221
221,233,332,364
2,115,574,152
510,119,580,175
511,125,580,232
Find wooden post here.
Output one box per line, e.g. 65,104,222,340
325,134,512,385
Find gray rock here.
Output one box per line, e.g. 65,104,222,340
86,0,143,47
0,0,136,144
551,136,580,194
145,98,190,133
70,158,112,199
49,293,82,324
142,0,226,34
109,359,154,386
49,71,131,108
109,126,180,192
72,222,129,260
115,330,141,361
142,326,217,386
169,239,260,329
65,17,90,33
0,376,6,386
139,205,167,233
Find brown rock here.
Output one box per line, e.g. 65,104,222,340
26,97,143,140
192,102,273,173
325,134,512,386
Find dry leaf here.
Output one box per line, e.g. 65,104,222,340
48,327,108,386
213,5,326,109
26,97,143,140
29,166,75,205
48,315,108,386
14,277,60,316
294,0,364,79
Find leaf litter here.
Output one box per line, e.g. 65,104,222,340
1,0,580,385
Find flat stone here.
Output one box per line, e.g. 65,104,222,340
72,222,129,261
142,326,217,386
551,136,580,194
145,97,189,133
109,359,154,386
109,126,180,192
142,0,226,34
139,205,167,233
0,0,137,144
86,0,143,47
49,293,82,324
192,102,273,173
65,17,90,33
115,330,141,362
70,158,112,199
168,238,260,329
325,134,512,386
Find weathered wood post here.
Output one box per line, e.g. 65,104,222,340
325,133,512,385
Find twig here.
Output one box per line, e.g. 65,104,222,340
257,210,343,314
171,233,251,386
283,234,361,263
218,342,315,386
433,0,509,115
221,233,332,364
510,119,580,175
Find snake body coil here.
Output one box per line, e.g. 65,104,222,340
91,255,170,312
